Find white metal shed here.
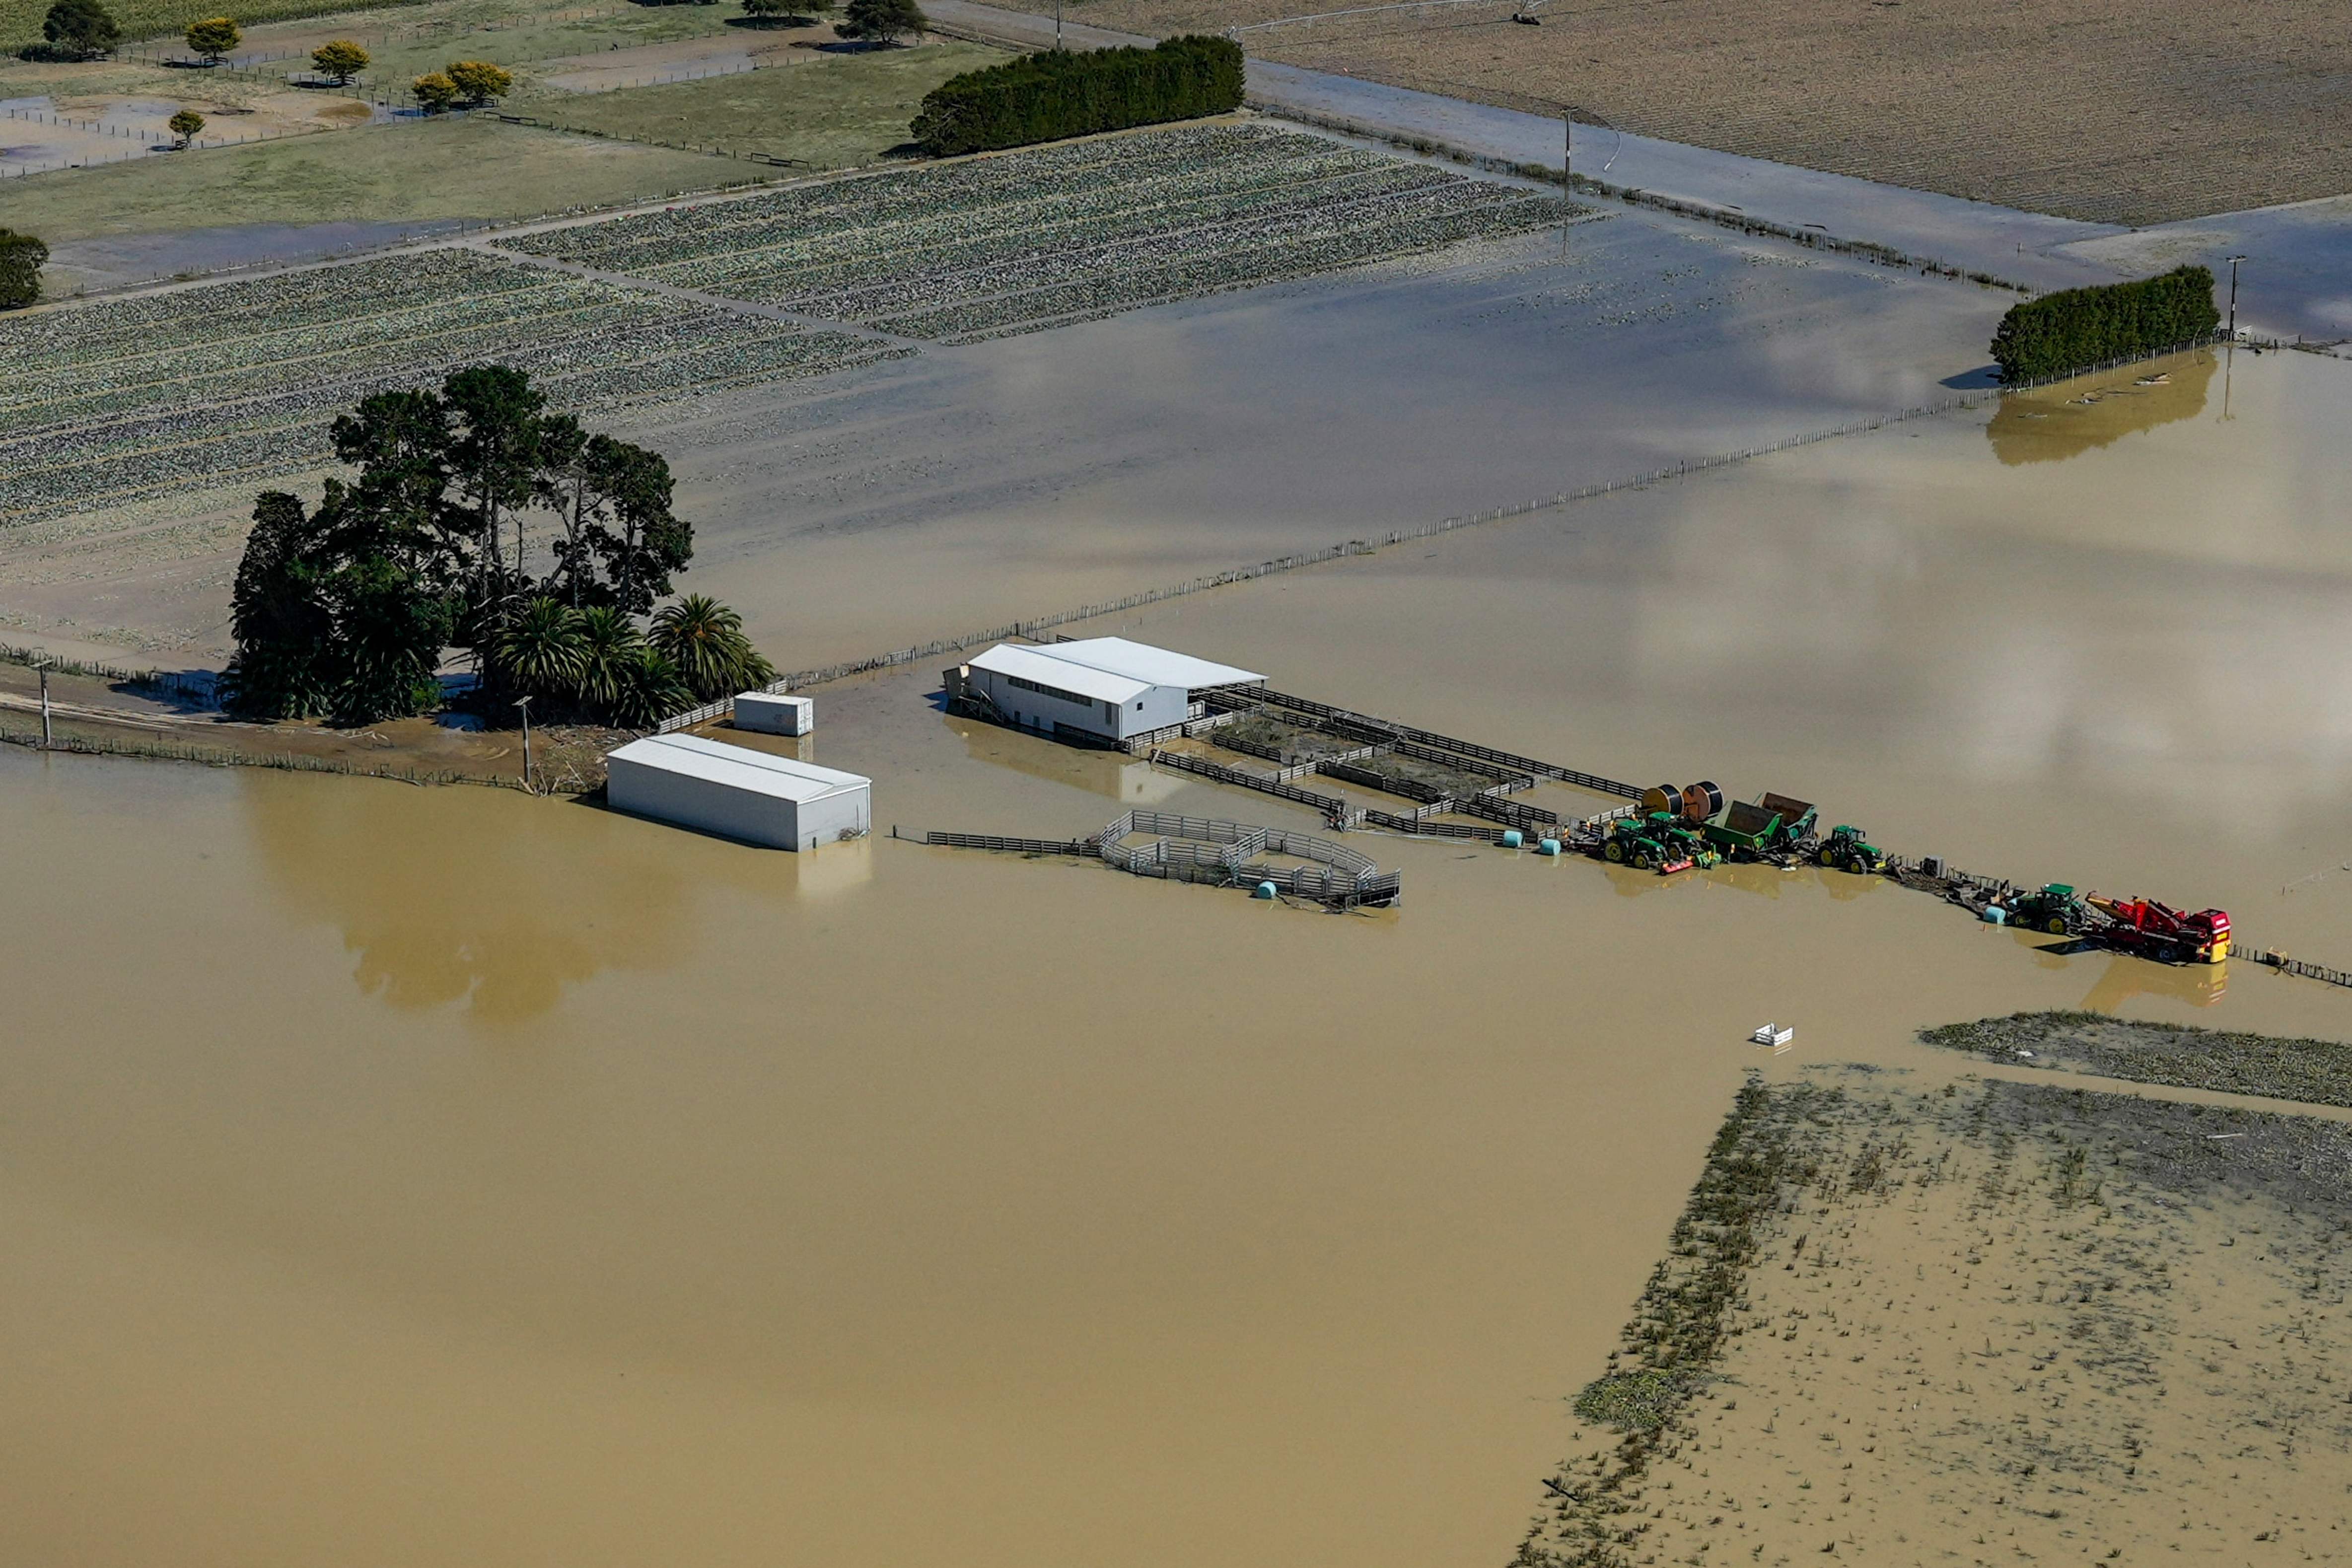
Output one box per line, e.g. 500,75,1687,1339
962,639,1264,743
605,733,870,851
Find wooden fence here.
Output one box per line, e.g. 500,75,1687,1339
1144,748,1354,818
922,830,1095,856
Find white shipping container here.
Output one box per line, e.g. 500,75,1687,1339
606,734,869,852
735,692,813,736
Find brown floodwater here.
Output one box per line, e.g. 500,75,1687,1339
4,348,2350,1568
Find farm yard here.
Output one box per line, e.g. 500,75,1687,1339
0,248,906,521
500,123,1576,341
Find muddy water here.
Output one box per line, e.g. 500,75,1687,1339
6,348,2352,1568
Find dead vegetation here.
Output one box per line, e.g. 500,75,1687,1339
1924,1010,2352,1110
1519,1067,2352,1567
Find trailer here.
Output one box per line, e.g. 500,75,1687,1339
1701,791,1820,862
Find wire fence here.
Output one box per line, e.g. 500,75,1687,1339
0,641,216,704
0,717,528,788
1263,101,2038,294
671,338,2226,733
0,101,337,178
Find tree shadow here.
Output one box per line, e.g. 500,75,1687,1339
726,13,826,27
107,668,220,715
1939,363,2001,389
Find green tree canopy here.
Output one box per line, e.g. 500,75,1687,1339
840,0,924,43
446,59,514,105
1989,267,2220,383
0,228,47,310
220,485,450,724
183,14,239,61
167,108,205,145
650,593,776,701
227,366,742,731
741,0,832,20
311,38,369,83
411,70,458,112
490,596,588,700
910,35,1242,156
41,0,120,58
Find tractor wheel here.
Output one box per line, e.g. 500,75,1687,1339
1604,840,1625,863
1634,851,1654,871
2046,915,2069,936
1817,846,1837,867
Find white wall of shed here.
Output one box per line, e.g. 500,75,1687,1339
608,755,812,850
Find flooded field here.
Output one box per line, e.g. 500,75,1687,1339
0,176,2001,661
5,345,2351,1566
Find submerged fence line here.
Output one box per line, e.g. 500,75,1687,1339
0,641,216,703
666,340,2221,729
0,717,528,788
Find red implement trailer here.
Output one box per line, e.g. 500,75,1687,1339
2085,895,2231,965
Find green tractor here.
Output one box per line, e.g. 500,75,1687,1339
1604,812,1721,873
2001,883,2089,936
1815,824,1884,875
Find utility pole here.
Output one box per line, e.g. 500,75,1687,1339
2224,255,2247,338
516,695,533,793
35,658,52,750
1562,111,1571,260
1056,0,1063,48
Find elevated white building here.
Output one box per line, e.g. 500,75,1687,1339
956,637,1265,744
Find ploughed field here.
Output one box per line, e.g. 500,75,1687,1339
1030,0,2352,225
0,250,902,523
0,125,1566,524
498,124,1572,341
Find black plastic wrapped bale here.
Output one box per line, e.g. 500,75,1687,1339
1680,781,1723,821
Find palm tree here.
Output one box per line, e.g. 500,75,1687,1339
610,648,695,730
648,593,775,702
491,596,586,705
573,605,645,719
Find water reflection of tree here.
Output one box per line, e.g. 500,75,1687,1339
239,776,739,1025
1986,351,2215,466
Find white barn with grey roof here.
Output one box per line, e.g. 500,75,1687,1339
605,733,870,851
958,638,1265,743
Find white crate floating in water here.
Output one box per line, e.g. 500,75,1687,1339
1751,1023,1795,1048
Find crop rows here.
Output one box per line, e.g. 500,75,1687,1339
0,252,899,522
500,124,1569,340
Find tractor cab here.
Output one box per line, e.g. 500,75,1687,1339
1817,825,1883,875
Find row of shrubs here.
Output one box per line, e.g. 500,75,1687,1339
1989,265,2221,382
910,34,1242,157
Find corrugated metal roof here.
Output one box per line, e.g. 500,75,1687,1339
606,733,869,802
969,642,1151,704
1027,637,1264,691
